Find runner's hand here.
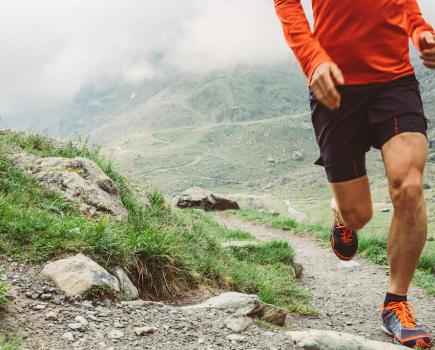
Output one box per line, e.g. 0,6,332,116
420,31,435,69
310,62,345,110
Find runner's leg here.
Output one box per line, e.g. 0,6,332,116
381,132,428,295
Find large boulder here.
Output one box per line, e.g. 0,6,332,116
41,254,120,297
8,153,127,219
286,330,404,350
175,187,240,211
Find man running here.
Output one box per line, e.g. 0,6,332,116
274,0,435,348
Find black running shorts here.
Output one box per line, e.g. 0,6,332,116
309,74,428,183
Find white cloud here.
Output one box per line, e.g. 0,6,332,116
0,0,433,123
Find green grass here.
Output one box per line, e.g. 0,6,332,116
0,132,308,312
0,279,9,308
0,335,20,350
228,209,435,295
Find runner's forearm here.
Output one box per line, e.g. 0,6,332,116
405,0,434,50
274,0,331,82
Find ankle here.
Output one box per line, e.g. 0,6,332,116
384,292,407,307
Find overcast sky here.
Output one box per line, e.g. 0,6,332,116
1,0,434,124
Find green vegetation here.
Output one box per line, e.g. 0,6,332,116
0,132,308,311
0,336,20,350
0,279,9,308
228,209,435,295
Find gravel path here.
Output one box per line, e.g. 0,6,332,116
215,213,435,343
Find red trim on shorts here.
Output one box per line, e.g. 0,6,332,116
352,160,359,178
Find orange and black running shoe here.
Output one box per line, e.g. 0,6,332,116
330,218,358,261
381,301,432,349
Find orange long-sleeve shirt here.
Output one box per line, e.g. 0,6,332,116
275,0,434,84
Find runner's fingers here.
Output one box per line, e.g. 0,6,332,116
420,52,435,61
322,74,341,108
312,72,341,110
423,60,435,69
330,64,345,85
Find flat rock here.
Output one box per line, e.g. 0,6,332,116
9,153,127,219
134,326,157,336
175,187,240,211
41,254,120,297
180,292,286,326
181,292,263,315
286,330,404,350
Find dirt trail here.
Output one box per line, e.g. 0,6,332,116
215,213,435,342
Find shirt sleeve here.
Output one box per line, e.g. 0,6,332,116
274,0,331,82
405,0,434,51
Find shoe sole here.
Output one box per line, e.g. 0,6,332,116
381,324,433,348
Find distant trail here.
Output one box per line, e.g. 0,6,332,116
215,213,435,343
141,156,203,174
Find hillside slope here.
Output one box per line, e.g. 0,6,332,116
33,63,307,139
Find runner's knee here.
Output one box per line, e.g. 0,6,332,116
390,176,424,218
340,206,372,231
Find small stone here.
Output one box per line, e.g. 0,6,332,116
68,323,85,331
40,293,52,301
381,208,390,213
134,326,157,336
427,237,434,242
227,334,245,342
293,262,304,278
114,267,139,300
45,309,61,320
62,332,75,342
74,316,88,327
33,304,47,311
108,330,124,339
225,316,252,333
262,308,287,326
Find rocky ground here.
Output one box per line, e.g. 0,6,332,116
0,257,298,350
0,214,434,350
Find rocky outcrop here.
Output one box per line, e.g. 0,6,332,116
41,254,120,297
175,187,240,211
286,330,404,350
8,153,127,219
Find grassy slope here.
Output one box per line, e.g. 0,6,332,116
228,209,435,296
0,132,310,313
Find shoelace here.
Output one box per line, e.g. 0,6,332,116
384,301,417,329
336,220,354,244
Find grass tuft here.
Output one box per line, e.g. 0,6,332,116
0,279,9,308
